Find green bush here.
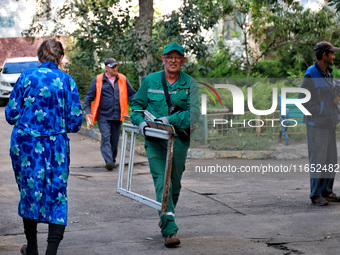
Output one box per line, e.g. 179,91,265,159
188,48,247,79
332,66,340,79
251,59,287,78
116,62,140,91
65,59,97,100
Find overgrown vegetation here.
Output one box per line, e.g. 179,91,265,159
208,130,274,150
23,0,340,87
22,0,340,149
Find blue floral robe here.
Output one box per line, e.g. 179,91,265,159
5,61,83,225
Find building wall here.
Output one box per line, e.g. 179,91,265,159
0,0,71,66
0,37,68,67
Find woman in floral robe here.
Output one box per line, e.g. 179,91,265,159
5,39,83,255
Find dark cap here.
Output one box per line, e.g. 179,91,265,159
313,41,340,53
164,42,185,56
104,58,118,67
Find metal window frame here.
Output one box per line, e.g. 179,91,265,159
117,123,175,212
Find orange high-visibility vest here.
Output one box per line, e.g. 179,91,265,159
91,73,128,122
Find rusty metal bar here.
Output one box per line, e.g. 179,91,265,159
161,132,175,212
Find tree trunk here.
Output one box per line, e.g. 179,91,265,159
80,0,99,65
135,0,154,83
135,0,154,39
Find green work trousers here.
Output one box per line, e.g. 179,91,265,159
145,137,190,237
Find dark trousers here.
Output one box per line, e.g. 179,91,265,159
23,218,65,255
306,125,337,199
98,120,122,164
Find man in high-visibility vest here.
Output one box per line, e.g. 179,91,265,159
84,58,136,170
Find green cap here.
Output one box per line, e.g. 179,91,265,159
163,42,184,56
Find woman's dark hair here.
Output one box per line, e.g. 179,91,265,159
37,39,64,65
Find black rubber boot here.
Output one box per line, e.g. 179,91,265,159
45,223,65,255
22,218,38,255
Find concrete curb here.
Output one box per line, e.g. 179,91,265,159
188,146,308,160
187,148,273,160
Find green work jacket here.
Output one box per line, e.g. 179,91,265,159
131,71,200,130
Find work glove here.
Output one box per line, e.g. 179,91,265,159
138,121,148,137
155,116,169,124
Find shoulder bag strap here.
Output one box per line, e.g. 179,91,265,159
161,71,173,115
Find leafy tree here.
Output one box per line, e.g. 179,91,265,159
226,0,340,77
154,0,230,60
22,0,150,87
22,0,229,91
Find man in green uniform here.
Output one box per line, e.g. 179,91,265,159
131,42,200,247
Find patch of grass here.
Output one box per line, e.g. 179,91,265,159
208,131,274,151
190,138,206,148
